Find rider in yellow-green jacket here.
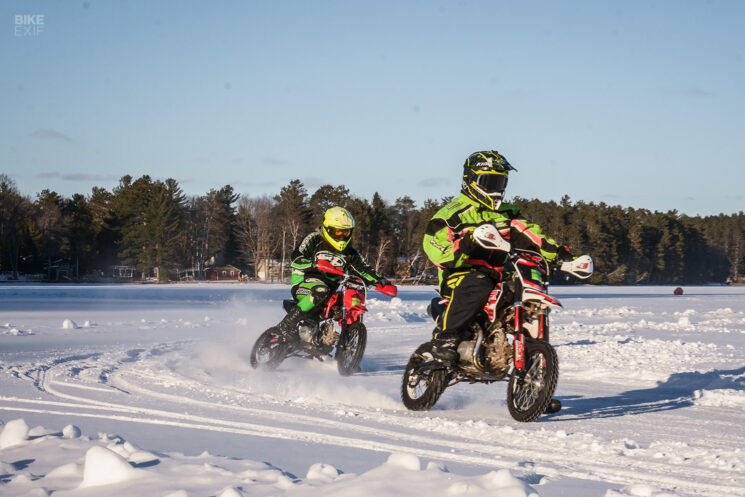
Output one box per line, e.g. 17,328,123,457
422,150,571,364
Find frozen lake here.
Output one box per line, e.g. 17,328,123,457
1,283,744,496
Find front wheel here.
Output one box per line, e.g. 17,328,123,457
336,322,367,376
507,340,558,422
400,343,448,411
250,327,288,370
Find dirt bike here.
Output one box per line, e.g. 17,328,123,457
401,227,593,421
250,260,398,376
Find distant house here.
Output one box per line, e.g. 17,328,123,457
112,265,136,279
44,259,74,281
206,265,242,281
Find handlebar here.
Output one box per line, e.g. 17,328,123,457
315,259,398,297
316,259,345,275
508,249,593,279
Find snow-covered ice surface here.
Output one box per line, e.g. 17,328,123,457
1,283,744,496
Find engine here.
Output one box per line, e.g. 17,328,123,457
484,329,513,371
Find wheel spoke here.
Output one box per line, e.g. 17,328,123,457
514,352,546,410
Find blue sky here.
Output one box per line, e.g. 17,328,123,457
2,0,744,216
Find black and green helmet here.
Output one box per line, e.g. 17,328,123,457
461,150,517,211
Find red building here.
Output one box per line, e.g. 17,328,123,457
206,265,242,281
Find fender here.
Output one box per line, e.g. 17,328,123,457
344,288,366,324
323,293,341,319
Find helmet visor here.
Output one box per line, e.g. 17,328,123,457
475,173,508,196
327,227,352,241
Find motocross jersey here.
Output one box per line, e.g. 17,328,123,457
290,231,383,288
423,194,565,286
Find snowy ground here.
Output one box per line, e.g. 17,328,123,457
1,283,744,497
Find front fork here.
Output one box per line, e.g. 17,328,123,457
513,301,549,373
514,302,526,371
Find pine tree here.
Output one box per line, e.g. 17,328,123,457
0,175,32,279
274,180,312,281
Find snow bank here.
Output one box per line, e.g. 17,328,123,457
290,453,539,497
0,419,538,497
1,323,32,335
0,418,29,448
79,446,147,487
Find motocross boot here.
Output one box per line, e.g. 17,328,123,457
423,327,459,366
277,305,313,341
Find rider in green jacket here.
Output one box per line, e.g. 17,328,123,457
277,206,391,338
422,150,570,364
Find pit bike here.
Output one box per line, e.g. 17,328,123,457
251,260,397,376
401,225,592,421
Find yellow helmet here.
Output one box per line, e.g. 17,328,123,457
322,206,355,251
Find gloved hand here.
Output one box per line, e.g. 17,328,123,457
557,245,572,261
315,259,343,275
455,232,478,256
375,278,398,297
475,224,510,251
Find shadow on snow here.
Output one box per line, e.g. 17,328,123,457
552,366,745,420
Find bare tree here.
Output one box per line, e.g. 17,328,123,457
372,235,392,274
278,216,305,282
236,195,278,280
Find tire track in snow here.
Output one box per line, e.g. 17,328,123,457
9,352,743,497
2,395,742,497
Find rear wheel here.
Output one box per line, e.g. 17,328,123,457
400,343,448,411
250,327,288,370
336,322,367,376
507,340,558,422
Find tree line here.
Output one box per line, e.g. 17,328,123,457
1,173,744,284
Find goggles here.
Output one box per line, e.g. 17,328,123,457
326,226,352,240
475,172,508,195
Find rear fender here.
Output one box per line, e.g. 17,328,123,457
483,284,503,323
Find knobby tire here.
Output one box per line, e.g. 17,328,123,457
400,343,448,411
250,327,288,371
336,321,367,376
506,340,558,422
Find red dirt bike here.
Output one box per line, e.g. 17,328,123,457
401,241,593,422
250,260,398,376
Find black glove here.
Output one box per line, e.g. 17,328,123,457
377,277,390,287
456,233,477,256
557,245,572,261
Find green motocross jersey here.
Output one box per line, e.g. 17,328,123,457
290,231,383,287
423,194,564,285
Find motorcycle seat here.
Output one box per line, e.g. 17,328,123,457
282,300,297,313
